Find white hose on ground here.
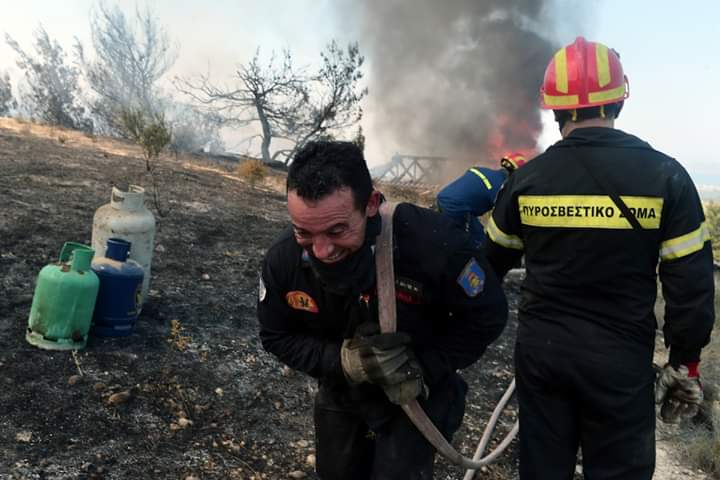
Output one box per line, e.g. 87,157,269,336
376,202,520,473
462,379,519,479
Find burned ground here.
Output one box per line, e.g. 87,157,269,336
0,121,521,480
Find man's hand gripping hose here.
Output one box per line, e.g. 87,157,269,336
376,202,519,474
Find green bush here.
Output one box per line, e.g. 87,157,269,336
119,108,171,171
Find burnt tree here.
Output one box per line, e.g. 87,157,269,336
175,41,366,165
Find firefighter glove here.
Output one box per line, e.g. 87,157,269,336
341,327,414,386
382,353,428,405
655,363,703,423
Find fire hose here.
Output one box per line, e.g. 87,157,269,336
376,202,519,474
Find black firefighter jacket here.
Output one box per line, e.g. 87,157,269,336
486,127,715,366
257,203,508,404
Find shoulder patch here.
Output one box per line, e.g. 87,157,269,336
457,257,485,297
259,274,267,302
286,291,319,313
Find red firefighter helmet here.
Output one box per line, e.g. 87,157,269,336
500,152,527,172
540,36,629,110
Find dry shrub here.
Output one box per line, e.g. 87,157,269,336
236,159,268,188
57,133,68,144
679,421,720,477
698,282,720,394
379,183,437,207
167,319,191,352
679,285,720,477
704,202,720,261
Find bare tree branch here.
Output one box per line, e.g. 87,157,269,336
6,26,89,129
175,41,366,164
0,73,15,115
75,3,177,136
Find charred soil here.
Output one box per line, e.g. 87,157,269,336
0,120,520,480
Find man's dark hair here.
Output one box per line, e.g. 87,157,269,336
287,141,373,210
554,101,624,131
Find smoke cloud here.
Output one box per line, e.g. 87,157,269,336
344,0,568,177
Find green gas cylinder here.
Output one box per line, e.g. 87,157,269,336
27,242,100,350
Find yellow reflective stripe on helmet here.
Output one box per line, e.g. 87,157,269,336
660,222,710,261
543,93,580,107
588,84,626,103
595,43,611,88
469,168,493,190
518,195,663,229
486,216,524,250
554,48,569,93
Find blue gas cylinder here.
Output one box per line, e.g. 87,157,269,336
91,238,145,337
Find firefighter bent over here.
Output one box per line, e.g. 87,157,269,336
257,141,508,479
436,153,526,248
486,37,715,479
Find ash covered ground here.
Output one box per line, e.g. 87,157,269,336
0,121,521,480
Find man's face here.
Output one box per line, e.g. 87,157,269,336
288,187,380,264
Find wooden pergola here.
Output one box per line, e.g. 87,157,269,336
372,153,447,185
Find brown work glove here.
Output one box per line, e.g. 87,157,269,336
655,363,703,423
381,351,428,405
341,323,416,386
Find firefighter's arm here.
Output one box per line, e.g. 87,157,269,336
485,179,524,279
257,257,345,383
658,236,714,366
658,172,715,368
437,170,496,218
414,250,508,386
436,175,474,219
656,212,712,423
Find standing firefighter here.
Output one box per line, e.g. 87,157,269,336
257,141,507,480
436,153,526,247
486,37,715,479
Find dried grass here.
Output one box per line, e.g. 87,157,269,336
378,182,438,207
236,159,268,188
677,289,720,477
678,423,720,477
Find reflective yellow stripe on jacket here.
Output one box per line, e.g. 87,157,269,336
469,168,493,190
487,216,524,250
660,222,711,261
518,195,663,229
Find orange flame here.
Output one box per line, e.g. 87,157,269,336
483,113,540,167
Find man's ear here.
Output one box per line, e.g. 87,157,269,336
365,190,381,217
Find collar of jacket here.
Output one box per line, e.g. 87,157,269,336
553,127,653,150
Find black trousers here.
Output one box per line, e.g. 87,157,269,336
515,342,656,480
313,374,467,480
